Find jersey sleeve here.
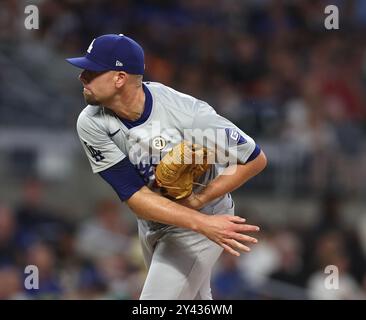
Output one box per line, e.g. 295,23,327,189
191,100,256,165
76,109,126,173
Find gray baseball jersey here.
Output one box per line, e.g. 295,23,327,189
77,81,257,299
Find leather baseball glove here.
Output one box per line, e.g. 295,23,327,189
155,141,211,200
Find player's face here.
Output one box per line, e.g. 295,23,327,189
79,70,116,105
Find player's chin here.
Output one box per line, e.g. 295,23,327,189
83,92,100,106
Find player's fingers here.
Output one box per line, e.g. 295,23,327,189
228,216,246,223
230,233,258,244
236,224,260,233
223,238,251,254
220,242,240,257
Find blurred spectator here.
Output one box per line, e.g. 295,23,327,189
25,242,63,299
303,193,366,284
75,199,132,261
238,230,280,287
212,252,257,299
15,178,72,249
0,267,26,300
269,230,306,287
307,231,365,300
64,263,109,299
0,205,21,267
95,253,144,299
75,199,144,299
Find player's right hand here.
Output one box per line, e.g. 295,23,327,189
197,215,259,256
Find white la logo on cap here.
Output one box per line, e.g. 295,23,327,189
87,39,95,53
116,60,123,66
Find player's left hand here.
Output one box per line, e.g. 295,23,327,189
177,193,205,210
196,214,259,257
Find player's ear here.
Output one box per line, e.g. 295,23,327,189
114,71,127,88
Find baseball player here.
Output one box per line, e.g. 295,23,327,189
66,34,267,300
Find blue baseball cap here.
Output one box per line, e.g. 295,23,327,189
66,34,145,75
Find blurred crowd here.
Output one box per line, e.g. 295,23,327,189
1,0,366,193
1,179,366,299
1,0,366,299
0,179,145,299
214,191,366,300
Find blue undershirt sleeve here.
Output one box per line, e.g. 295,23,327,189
99,157,145,201
245,144,261,163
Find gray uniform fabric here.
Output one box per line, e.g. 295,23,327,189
138,193,234,300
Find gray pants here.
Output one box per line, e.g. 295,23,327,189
138,194,234,300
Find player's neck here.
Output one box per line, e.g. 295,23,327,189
108,84,145,121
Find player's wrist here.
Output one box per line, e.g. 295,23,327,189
195,191,211,207
194,192,207,208
189,210,207,233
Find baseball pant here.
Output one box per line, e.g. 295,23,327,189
138,194,234,300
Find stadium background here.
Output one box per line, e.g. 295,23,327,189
1,0,366,299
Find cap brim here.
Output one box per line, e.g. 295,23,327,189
66,57,109,72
